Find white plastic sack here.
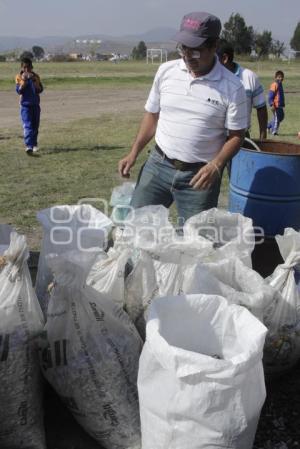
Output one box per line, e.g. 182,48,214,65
110,182,136,224
201,258,276,321
184,208,256,267
35,204,112,315
120,205,213,257
264,228,300,373
125,249,212,338
87,247,131,306
39,250,142,449
119,205,175,252
122,206,212,336
0,231,45,449
125,249,274,339
138,294,267,449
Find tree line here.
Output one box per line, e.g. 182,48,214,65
221,13,299,57
131,14,300,60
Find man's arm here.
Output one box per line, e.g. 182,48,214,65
118,111,159,177
256,105,268,140
190,129,245,190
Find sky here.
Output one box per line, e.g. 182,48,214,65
0,0,299,43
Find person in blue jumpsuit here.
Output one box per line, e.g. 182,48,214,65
15,57,43,154
267,70,285,136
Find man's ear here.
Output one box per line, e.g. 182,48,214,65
222,54,229,66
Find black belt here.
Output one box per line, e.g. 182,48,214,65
155,144,206,171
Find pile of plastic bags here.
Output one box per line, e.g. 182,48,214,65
1,193,300,449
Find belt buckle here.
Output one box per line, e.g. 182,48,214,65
173,159,184,170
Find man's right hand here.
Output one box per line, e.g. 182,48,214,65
117,112,159,177
118,153,136,178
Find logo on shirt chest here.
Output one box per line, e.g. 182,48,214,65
207,98,219,106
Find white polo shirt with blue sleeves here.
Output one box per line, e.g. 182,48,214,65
145,57,247,163
234,63,266,130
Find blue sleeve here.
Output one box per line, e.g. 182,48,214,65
268,90,275,107
279,84,285,108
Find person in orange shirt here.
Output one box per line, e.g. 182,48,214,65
16,57,43,154
267,70,285,136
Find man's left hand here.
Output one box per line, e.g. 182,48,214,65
190,129,244,190
190,161,222,190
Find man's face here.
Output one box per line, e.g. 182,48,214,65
276,74,284,83
178,42,216,75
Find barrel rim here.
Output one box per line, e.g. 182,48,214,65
241,138,300,157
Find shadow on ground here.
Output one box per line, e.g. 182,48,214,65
43,145,125,154
274,133,299,138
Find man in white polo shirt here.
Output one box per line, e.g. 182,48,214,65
217,40,268,140
118,12,247,223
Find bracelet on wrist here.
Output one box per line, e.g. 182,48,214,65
210,162,222,178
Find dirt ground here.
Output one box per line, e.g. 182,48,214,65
1,86,149,128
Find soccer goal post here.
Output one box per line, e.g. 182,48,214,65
146,49,168,64
288,50,300,63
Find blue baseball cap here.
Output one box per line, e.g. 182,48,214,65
173,12,221,48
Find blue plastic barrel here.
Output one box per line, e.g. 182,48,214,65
229,139,300,237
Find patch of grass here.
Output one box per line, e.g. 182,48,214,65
0,75,154,91
2,59,300,91
0,61,158,91
43,75,154,88
0,113,149,246
0,61,157,78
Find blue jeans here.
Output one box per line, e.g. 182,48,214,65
131,148,222,224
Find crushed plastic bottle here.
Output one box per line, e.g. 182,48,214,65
110,182,136,224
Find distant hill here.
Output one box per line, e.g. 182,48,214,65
122,27,177,42
0,36,71,52
0,28,178,54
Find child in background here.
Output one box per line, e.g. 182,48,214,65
267,70,285,136
15,57,43,154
